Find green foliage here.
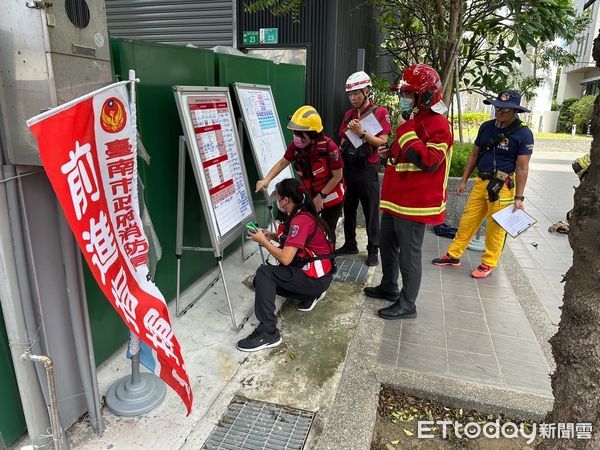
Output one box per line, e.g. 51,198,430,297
374,0,588,97
244,0,303,20
370,74,401,131
556,98,578,133
449,142,474,178
451,113,489,130
451,113,490,143
569,96,596,134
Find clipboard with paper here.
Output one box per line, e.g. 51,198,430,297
345,113,383,148
491,205,537,238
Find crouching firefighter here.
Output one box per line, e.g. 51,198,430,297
238,178,336,352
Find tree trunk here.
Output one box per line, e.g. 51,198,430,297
539,31,600,449
440,0,462,108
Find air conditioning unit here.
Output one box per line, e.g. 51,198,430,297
0,0,112,165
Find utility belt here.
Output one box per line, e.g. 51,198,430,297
477,170,514,202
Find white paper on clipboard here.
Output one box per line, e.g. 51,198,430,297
491,205,537,238
345,113,384,148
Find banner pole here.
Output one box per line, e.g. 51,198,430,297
105,69,166,416
128,69,143,386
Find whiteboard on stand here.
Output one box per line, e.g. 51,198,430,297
232,83,294,198
172,85,255,253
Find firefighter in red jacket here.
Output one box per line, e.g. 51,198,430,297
256,106,345,233
364,64,453,320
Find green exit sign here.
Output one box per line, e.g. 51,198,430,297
259,28,279,44
243,31,259,45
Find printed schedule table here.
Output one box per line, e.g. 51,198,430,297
188,96,252,236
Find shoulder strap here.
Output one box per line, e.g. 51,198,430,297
345,104,378,125
361,104,378,118
476,118,523,166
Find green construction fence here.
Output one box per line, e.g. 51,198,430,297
85,39,306,365
0,312,27,446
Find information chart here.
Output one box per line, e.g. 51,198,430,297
173,86,255,250
233,83,293,197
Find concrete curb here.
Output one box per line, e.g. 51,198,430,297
316,288,553,450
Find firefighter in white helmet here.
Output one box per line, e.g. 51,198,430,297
335,71,392,266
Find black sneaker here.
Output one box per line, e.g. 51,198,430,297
364,285,399,302
432,253,461,266
366,251,379,267
297,291,326,312
334,243,359,255
236,329,282,352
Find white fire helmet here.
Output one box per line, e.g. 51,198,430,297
345,71,372,92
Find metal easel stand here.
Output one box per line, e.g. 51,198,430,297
174,137,256,331
106,70,166,417
467,219,487,252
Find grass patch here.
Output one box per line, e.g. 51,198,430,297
453,127,592,141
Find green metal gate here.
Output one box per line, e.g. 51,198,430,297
86,39,305,364
0,310,26,446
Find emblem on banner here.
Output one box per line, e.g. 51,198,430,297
101,97,127,133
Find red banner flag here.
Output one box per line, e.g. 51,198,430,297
27,83,193,414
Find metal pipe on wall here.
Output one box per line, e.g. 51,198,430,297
74,244,104,434
20,350,62,450
55,203,104,434
0,163,51,446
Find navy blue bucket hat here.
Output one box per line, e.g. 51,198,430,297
483,90,530,112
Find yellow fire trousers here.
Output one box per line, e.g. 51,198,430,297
447,177,515,268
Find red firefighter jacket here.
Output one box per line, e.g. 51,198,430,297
380,108,453,224
286,136,345,208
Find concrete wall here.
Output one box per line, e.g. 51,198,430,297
556,0,600,103
557,71,585,103
530,111,560,133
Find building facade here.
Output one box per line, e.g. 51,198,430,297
556,0,600,103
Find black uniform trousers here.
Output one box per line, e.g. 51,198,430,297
379,212,425,309
253,264,332,334
320,201,344,235
342,165,380,252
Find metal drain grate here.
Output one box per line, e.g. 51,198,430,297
333,258,369,284
203,398,315,450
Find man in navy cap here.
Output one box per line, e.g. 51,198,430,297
432,90,534,278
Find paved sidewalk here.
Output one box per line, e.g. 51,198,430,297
507,151,581,326
375,237,552,397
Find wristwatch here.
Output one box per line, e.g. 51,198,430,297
359,131,367,139
514,195,525,201
319,192,328,199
